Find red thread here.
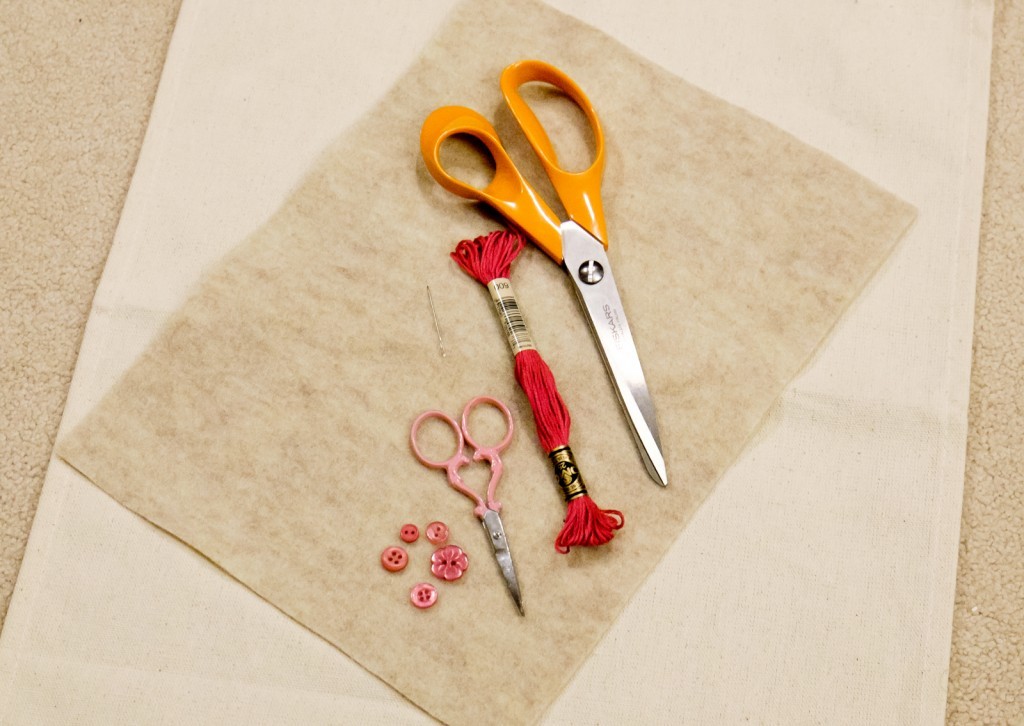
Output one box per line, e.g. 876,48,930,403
452,229,624,553
513,350,568,453
554,495,624,554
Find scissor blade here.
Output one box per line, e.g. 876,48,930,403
481,510,524,616
559,221,668,487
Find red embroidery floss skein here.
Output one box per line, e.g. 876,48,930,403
452,229,624,553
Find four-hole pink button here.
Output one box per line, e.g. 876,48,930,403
380,546,408,572
410,583,438,609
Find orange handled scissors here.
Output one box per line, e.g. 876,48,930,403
420,60,667,487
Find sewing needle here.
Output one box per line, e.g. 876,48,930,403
426,285,446,358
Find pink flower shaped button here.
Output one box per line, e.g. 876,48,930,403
410,583,437,609
431,545,469,581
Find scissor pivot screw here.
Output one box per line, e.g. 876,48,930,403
578,260,604,285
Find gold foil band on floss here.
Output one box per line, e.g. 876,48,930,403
548,445,588,502
486,278,536,355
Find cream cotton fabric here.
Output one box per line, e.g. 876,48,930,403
53,1,916,723
0,0,991,720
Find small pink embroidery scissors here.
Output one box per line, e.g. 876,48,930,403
410,395,524,615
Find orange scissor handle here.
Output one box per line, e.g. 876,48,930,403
420,105,565,262
500,60,608,248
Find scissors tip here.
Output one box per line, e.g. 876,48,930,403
643,451,669,487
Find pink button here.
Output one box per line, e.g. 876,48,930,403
425,521,449,545
380,546,408,572
399,524,419,543
431,545,469,581
410,582,437,609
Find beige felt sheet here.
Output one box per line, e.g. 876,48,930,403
57,0,915,723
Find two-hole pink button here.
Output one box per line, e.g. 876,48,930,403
410,582,438,609
399,524,419,543
425,521,449,545
380,546,408,572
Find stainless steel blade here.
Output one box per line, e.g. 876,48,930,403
482,509,524,615
559,221,668,487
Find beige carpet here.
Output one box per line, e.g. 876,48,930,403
0,0,1018,721
946,1,1024,722
0,0,182,610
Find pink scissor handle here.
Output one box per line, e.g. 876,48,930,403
460,396,514,515
410,409,487,518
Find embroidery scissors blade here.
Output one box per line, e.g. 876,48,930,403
482,509,522,614
420,60,667,487
410,396,524,615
